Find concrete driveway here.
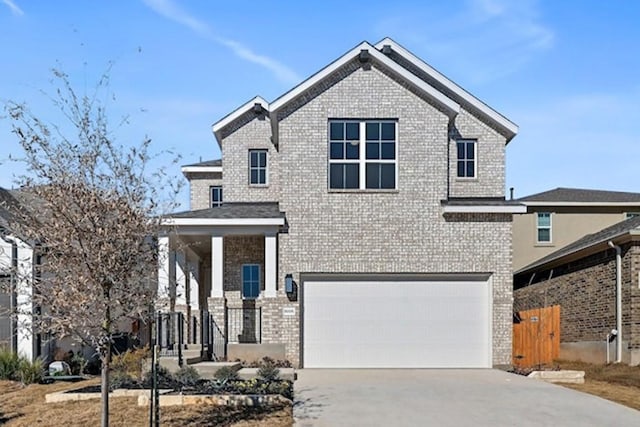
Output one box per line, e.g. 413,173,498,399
294,369,640,426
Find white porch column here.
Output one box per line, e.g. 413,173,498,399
157,235,171,308
211,235,224,298
174,250,187,307
264,233,277,298
188,260,200,310
16,243,33,361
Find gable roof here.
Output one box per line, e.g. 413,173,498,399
211,38,517,146
374,37,518,142
163,202,285,226
515,215,640,275
518,187,640,206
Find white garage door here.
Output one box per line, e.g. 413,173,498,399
303,280,491,368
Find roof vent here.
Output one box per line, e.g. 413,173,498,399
358,49,371,63
253,103,264,114
381,44,392,55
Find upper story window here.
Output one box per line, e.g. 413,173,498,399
210,186,223,207
249,149,267,185
536,212,552,243
328,120,397,190
242,264,260,299
456,139,476,178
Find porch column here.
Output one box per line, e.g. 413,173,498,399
188,259,200,310
264,233,277,298
174,250,187,308
211,235,224,298
157,235,171,308
16,243,33,361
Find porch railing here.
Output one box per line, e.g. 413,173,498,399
155,312,185,366
201,310,226,361
226,307,262,344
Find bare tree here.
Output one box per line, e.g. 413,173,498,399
3,68,181,427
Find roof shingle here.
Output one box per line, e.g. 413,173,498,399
518,187,640,203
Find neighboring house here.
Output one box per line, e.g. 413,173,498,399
159,38,523,369
0,187,38,360
514,216,640,365
513,187,640,272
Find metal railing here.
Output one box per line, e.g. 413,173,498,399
200,310,226,361
155,312,185,366
226,307,261,344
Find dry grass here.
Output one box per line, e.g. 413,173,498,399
0,379,292,427
555,360,640,411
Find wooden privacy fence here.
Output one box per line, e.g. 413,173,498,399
513,305,560,368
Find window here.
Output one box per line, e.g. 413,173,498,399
456,140,476,178
328,120,396,190
242,264,260,299
210,186,223,207
249,150,267,185
536,212,552,243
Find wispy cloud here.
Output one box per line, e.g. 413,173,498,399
2,0,24,16
141,0,300,85
376,0,553,83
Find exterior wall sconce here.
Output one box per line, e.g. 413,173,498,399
285,274,294,293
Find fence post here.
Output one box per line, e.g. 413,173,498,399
177,313,183,367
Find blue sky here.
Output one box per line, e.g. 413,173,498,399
1,0,639,207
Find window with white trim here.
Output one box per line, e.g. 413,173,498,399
249,150,267,185
242,264,260,299
536,212,552,243
328,120,397,190
210,186,223,207
456,139,476,178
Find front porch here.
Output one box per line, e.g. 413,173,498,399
157,203,286,363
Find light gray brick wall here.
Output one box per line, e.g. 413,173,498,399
187,172,222,210
215,61,513,366
221,116,279,202
449,108,506,198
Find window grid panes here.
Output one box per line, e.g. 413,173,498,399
210,186,223,207
328,120,397,190
249,150,267,185
456,140,476,178
537,212,551,243
242,264,260,299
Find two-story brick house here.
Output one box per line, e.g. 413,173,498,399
159,38,523,368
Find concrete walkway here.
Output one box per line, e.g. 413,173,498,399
293,369,640,427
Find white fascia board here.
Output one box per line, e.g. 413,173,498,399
443,205,527,214
375,38,518,140
522,201,640,207
269,42,460,116
211,96,269,145
181,166,223,174
162,217,285,226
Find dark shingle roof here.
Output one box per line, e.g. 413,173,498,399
518,187,640,203
182,159,222,168
516,215,640,274
169,202,283,219
0,188,23,229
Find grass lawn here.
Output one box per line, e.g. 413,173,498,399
555,360,640,411
0,379,292,426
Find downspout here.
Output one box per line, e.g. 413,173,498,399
608,241,623,363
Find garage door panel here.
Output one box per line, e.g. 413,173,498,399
303,280,490,368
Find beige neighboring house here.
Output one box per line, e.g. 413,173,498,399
513,187,640,272
159,37,524,369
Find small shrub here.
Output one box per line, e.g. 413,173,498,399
69,352,88,375
110,370,136,390
214,366,239,381
18,357,44,385
0,349,21,380
257,363,280,381
111,347,149,380
143,364,175,388
174,365,200,386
